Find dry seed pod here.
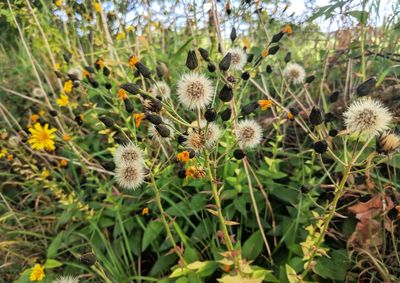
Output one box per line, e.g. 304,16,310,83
219,53,232,71
186,49,198,70
356,77,376,96
309,107,324,126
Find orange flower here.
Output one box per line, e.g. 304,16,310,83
83,69,90,78
30,114,39,123
7,154,13,161
134,113,145,128
176,151,190,163
141,207,149,215
185,166,206,179
129,55,139,67
95,58,105,68
282,25,293,34
258,100,272,110
287,112,294,120
59,159,68,167
63,134,71,142
118,88,128,100
261,48,269,57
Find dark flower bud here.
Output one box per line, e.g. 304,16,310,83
94,59,103,70
75,115,83,126
324,112,334,123
356,77,376,97
156,65,164,78
388,207,398,221
103,66,111,77
329,129,338,137
271,31,284,44
247,53,254,63
144,98,163,113
241,71,250,80
355,175,366,185
102,161,115,171
204,109,217,122
80,252,97,266
233,149,245,160
120,83,140,95
186,49,198,70
68,73,80,81
313,140,328,154
88,78,99,88
178,169,186,179
220,107,232,121
189,149,196,158
241,102,259,116
105,82,112,89
300,185,309,193
124,99,134,113
268,45,280,55
219,84,233,102
266,65,273,74
230,27,237,42
289,107,299,116
134,69,141,77
155,124,170,137
63,52,71,63
329,91,340,103
99,116,114,128
49,110,58,117
135,62,151,78
207,63,216,72
177,134,187,145
284,52,291,63
145,113,162,125
309,107,324,126
84,66,95,73
219,52,231,71
305,75,316,84
73,81,80,88
198,48,210,61
114,134,129,145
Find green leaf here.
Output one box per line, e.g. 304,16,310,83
242,231,263,260
47,231,64,258
314,249,350,281
377,64,400,86
142,221,164,251
44,259,63,269
346,10,369,25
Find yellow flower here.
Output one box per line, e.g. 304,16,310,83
57,94,69,107
141,207,149,215
63,80,73,94
133,113,145,128
28,123,57,151
126,26,134,32
176,151,190,163
54,62,61,70
29,264,45,281
39,109,45,117
116,32,126,40
0,148,7,158
93,1,101,12
40,169,50,179
258,100,272,111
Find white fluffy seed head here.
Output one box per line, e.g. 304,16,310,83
115,163,145,190
227,47,247,70
235,119,263,148
151,81,171,99
343,98,392,136
32,87,45,98
184,120,221,152
283,63,306,85
377,131,400,154
177,72,214,110
52,276,79,283
113,143,144,167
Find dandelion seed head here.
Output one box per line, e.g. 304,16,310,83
151,81,171,99
235,119,263,148
227,47,247,70
115,163,145,190
32,87,45,98
177,72,214,109
343,98,392,136
283,63,306,85
185,120,221,151
113,143,144,166
52,275,79,283
377,131,400,154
